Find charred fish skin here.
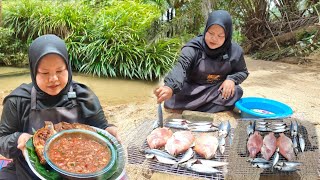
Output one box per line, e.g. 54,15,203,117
298,133,305,152
143,149,177,160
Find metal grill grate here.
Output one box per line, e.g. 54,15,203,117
227,118,320,179
127,120,233,179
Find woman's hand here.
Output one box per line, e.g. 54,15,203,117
218,79,235,99
154,86,173,104
17,133,33,157
105,126,121,143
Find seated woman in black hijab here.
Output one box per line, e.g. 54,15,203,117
154,10,249,113
0,34,119,179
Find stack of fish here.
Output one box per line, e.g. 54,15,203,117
164,119,218,132
143,119,231,175
218,121,231,155
246,120,305,172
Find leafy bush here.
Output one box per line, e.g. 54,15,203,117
69,0,181,80
2,0,181,80
0,27,28,66
3,0,89,41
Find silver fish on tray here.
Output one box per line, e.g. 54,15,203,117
218,137,226,155
247,158,269,164
274,164,298,172
246,121,255,136
155,155,177,165
252,162,272,169
292,136,299,155
270,125,287,129
218,120,231,137
272,147,280,168
164,122,189,130
199,159,228,167
272,128,289,133
143,149,177,160
168,119,191,124
173,148,194,168
290,120,298,137
189,126,218,132
190,122,217,127
298,133,305,152
276,161,302,169
181,162,221,175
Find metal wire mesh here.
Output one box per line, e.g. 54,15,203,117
127,120,232,179
227,118,320,179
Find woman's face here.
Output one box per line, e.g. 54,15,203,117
36,54,68,96
204,24,226,49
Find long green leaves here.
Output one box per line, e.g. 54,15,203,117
3,0,181,80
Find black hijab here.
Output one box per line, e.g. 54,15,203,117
4,34,103,118
185,10,233,58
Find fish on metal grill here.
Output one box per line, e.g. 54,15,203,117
194,134,219,159
261,132,277,160
165,131,195,156
247,131,263,158
277,133,295,161
147,127,173,149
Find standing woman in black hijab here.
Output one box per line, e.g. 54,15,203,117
0,34,119,179
154,10,249,112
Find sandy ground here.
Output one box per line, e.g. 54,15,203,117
0,54,320,179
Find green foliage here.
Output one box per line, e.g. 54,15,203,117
0,27,28,66
68,0,181,80
25,138,61,180
3,0,180,80
3,0,90,41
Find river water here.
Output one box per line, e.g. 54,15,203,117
0,67,159,105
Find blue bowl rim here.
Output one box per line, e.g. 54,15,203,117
43,129,117,178
235,97,293,118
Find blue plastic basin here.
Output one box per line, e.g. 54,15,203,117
235,97,293,119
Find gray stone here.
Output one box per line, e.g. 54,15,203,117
182,110,214,122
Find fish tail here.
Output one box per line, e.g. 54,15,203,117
172,163,179,168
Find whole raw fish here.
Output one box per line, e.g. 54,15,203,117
298,133,305,152
277,133,295,161
173,148,194,168
194,134,219,159
247,131,263,158
261,132,277,160
199,159,228,167
147,127,173,149
165,131,194,156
